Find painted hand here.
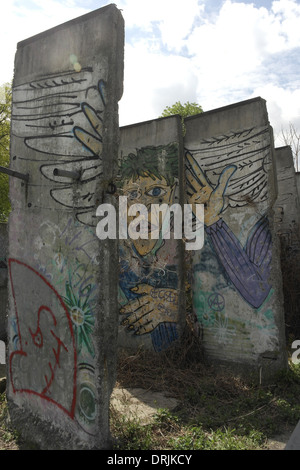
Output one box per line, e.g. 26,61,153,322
120,283,178,335
185,152,236,226
73,79,106,157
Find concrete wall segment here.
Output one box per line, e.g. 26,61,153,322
7,4,124,449
0,223,8,342
117,115,187,353
184,98,287,379
274,146,300,341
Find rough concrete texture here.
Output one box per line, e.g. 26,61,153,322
274,146,300,341
117,116,187,353
184,97,287,381
296,172,300,201
285,420,300,450
0,224,8,342
7,5,124,449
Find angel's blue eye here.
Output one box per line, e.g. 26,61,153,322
146,187,167,197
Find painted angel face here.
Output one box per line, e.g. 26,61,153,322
123,174,176,256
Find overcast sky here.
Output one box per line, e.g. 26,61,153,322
1,0,300,144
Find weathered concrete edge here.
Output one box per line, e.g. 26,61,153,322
17,4,118,49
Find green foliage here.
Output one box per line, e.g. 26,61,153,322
168,425,264,450
0,82,12,223
0,390,21,448
110,412,154,450
160,101,203,135
160,101,203,119
109,349,300,451
2,360,300,449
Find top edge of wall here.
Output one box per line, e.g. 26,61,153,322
274,145,293,152
17,3,122,48
120,97,268,131
185,96,267,122
120,114,182,130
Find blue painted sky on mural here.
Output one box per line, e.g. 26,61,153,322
1,0,300,142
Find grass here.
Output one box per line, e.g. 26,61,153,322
0,389,20,450
110,342,300,451
1,336,300,450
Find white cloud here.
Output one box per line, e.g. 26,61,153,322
119,41,199,126
185,0,300,105
1,0,300,142
117,0,300,137
250,84,300,144
0,0,89,84
120,0,202,47
147,0,300,129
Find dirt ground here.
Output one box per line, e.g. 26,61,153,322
0,380,295,450
111,386,294,450
0,361,297,450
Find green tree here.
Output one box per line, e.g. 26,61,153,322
160,101,203,134
0,82,12,223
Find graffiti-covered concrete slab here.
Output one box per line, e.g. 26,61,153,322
117,116,187,353
274,146,300,341
0,223,8,342
184,97,287,380
7,5,124,449
296,173,300,201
